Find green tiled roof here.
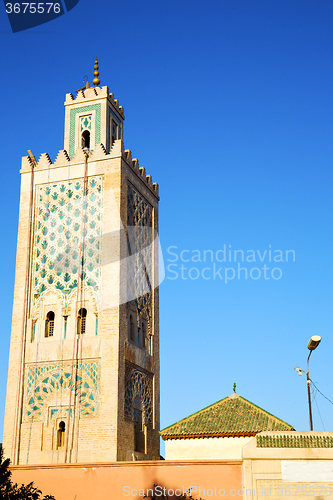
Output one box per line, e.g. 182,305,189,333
160,394,294,440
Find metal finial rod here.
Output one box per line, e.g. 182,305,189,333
92,57,100,87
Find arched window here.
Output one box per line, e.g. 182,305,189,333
78,308,87,334
57,421,65,449
129,315,135,342
45,311,55,338
81,130,90,149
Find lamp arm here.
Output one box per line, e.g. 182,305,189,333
307,350,313,431
307,350,312,375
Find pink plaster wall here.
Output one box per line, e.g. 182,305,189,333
10,460,242,500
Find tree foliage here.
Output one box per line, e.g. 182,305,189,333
0,448,55,500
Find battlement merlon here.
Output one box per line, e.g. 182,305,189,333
20,143,159,200
64,85,125,121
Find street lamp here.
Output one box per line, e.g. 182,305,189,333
294,335,321,431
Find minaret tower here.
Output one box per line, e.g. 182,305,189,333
3,61,160,464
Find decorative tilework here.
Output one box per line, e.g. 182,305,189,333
31,176,103,312
127,183,153,330
69,104,101,158
24,360,100,421
124,363,153,424
80,115,92,132
49,407,72,421
256,434,333,448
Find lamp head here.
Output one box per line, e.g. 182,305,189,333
307,335,322,351
294,366,302,376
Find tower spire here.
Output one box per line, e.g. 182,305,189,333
92,57,100,87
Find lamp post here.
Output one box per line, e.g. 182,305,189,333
294,335,321,431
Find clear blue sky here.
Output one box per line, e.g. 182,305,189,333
1,0,333,455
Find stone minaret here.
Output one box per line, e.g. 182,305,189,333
3,62,160,464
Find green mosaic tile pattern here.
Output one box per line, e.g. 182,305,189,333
80,115,92,132
160,395,294,439
24,360,100,421
257,434,333,448
127,182,153,329
31,176,103,309
69,104,101,158
124,364,153,424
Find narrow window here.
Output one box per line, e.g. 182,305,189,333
77,308,87,334
57,421,65,449
142,322,146,350
133,397,144,453
31,321,36,342
148,335,153,356
64,316,68,339
111,120,118,145
129,315,135,342
45,311,55,338
81,130,90,149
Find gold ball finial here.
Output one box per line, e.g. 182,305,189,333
92,57,100,87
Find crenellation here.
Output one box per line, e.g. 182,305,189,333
110,139,123,157
21,155,34,173
124,149,132,162
91,143,108,159
108,92,124,118
139,166,146,177
84,87,98,100
99,86,108,98
53,149,70,166
71,145,89,163
122,155,159,199
65,92,74,103
152,183,159,196
64,86,125,119
37,153,52,168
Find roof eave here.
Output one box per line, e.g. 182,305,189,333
160,431,259,441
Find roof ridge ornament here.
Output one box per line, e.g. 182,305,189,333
93,57,100,87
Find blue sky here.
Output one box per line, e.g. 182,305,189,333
1,0,333,455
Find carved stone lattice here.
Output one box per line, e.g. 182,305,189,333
24,360,100,422
124,364,153,424
31,176,103,313
127,183,153,331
